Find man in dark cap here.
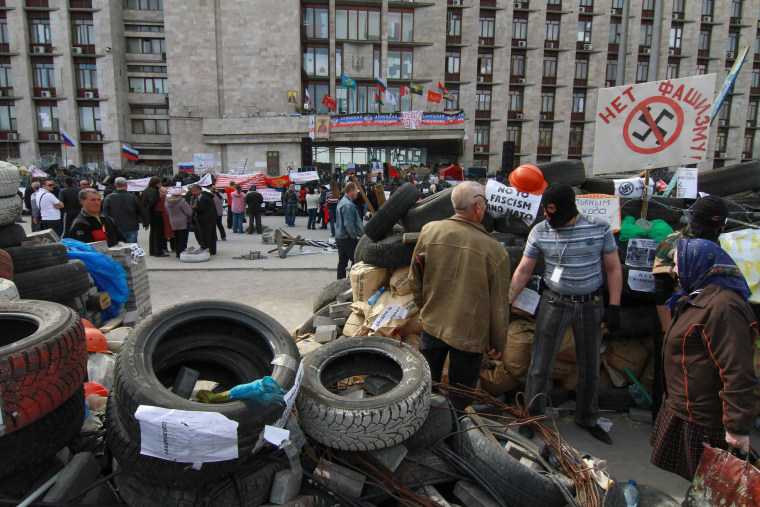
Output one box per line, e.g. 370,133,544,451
510,182,622,444
650,194,729,419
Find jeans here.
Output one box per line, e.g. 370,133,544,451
307,209,317,229
419,330,483,411
232,211,244,233
285,203,298,226
524,288,604,427
327,203,338,235
123,230,138,243
335,236,358,279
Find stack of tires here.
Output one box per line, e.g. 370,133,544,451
0,161,24,300
0,301,88,497
106,301,301,506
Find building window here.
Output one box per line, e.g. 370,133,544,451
509,89,523,112
0,15,8,48
640,22,653,46
479,16,495,38
743,133,754,157
374,48,380,78
476,88,491,111
702,0,714,17
543,55,558,78
577,20,592,42
730,0,743,19
302,6,328,39
126,37,165,54
715,130,727,152
748,99,758,123
511,53,526,78
609,21,621,44
612,0,625,7
124,24,164,32
718,97,731,122
0,104,16,131
303,46,329,76
572,91,585,113
569,125,584,150
606,59,618,83
670,26,682,49
71,16,94,46
636,59,649,82
132,118,169,135
546,18,560,41
513,16,528,40
28,16,51,45
474,124,490,148
540,91,555,114
130,106,168,115
666,61,680,79
479,53,493,75
344,84,384,113
82,145,104,164
696,62,708,75
575,57,589,80
727,31,739,53
446,51,460,74
0,58,12,90
305,82,330,113
507,124,521,152
387,49,412,79
642,0,655,12
126,65,166,73
31,58,55,89
444,87,459,110
673,0,685,15
538,125,553,148
336,8,380,41
699,29,711,52
386,86,411,113
753,67,760,88
388,10,413,42
128,77,168,93
79,105,100,132
123,0,163,11
448,12,462,36
36,103,58,132
75,61,97,90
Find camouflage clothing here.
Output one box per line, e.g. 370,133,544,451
652,226,694,281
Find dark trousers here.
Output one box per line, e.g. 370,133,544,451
307,209,317,229
149,212,165,256
215,216,226,240
317,206,325,224
173,229,188,257
226,204,233,228
335,236,358,279
198,219,217,255
63,211,78,238
247,212,262,234
419,330,483,411
327,203,338,235
41,219,63,238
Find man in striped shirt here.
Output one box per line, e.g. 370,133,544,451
510,182,622,444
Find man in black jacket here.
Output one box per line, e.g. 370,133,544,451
103,177,150,244
59,177,82,238
141,176,166,257
69,188,125,247
245,185,264,234
190,184,218,255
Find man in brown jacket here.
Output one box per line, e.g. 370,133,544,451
409,181,510,410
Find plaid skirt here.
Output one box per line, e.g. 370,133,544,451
649,405,727,481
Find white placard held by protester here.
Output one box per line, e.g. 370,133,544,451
719,228,760,303
512,288,540,315
289,171,319,184
676,167,698,198
371,304,409,331
126,177,151,192
135,406,239,467
593,74,717,174
613,177,655,198
484,179,542,225
625,238,659,268
627,269,655,293
575,194,621,232
197,173,213,187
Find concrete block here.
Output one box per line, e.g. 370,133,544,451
268,469,302,505
332,317,347,326
261,496,314,507
314,325,338,344
453,481,501,507
414,486,451,506
171,366,200,399
340,385,365,400
364,376,393,396
336,288,354,303
329,302,353,318
89,241,110,254
503,442,532,461
518,456,543,473
369,444,407,472
42,452,100,503
22,229,59,244
313,315,337,327
628,407,652,423
314,460,365,498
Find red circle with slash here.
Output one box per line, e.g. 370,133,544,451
622,96,684,154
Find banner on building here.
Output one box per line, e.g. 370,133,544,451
315,115,330,140
329,111,464,129
289,171,319,183
593,74,717,174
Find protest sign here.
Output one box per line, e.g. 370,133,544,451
289,171,319,184
484,179,542,224
613,177,655,198
720,228,760,303
676,167,698,198
625,238,658,268
575,194,621,232
627,269,655,292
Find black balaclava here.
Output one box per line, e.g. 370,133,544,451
541,182,578,228
689,195,729,242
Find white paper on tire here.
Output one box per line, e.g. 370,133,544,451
371,304,409,331
135,405,239,466
252,362,304,454
512,288,540,315
627,269,655,292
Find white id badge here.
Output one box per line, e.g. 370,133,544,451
550,266,564,283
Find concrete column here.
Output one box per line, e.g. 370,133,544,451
50,0,80,165
7,3,37,162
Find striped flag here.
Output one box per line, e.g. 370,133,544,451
376,78,387,93
409,83,423,95
121,144,139,161
304,88,312,108
400,84,409,98
438,81,455,100
374,91,384,105
60,128,76,147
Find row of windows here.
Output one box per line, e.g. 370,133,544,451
303,46,412,80
126,37,166,55
128,77,168,94
303,7,413,43
24,103,101,133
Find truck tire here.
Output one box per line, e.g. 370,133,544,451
620,197,685,226
13,260,91,304
0,161,20,197
4,243,68,274
697,160,760,196
0,278,19,301
0,224,26,248
0,195,22,227
402,393,455,452
0,248,12,279
494,214,544,235
296,336,431,451
400,188,454,232
364,183,421,241
313,277,351,313
354,233,414,269
537,159,586,187
581,178,615,195
0,301,87,434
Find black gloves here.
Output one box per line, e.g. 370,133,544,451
602,304,620,333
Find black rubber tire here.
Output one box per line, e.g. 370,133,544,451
108,300,300,487
481,210,495,232
505,245,545,277
581,177,615,195
296,336,431,451
0,195,22,227
12,260,91,304
364,183,421,241
0,278,18,301
620,197,685,226
452,415,570,506
537,159,587,186
0,387,85,479
620,265,655,305
0,248,12,279
494,214,544,235
297,304,331,336
0,161,20,197
614,305,656,339
598,387,634,412
0,223,26,248
698,160,760,196
113,457,285,507
636,483,680,506
400,187,454,232
492,232,528,247
403,393,456,452
354,233,414,269
0,300,87,434
312,277,351,313
4,243,68,275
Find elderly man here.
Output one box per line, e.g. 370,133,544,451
334,181,364,279
189,184,218,255
510,182,622,444
409,181,511,410
103,177,149,243
69,188,124,247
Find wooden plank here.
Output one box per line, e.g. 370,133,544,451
98,315,124,333
279,235,302,258
374,184,386,206
350,175,375,215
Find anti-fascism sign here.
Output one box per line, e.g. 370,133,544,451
719,228,760,303
593,74,716,174
484,179,542,224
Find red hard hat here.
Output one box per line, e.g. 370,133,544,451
509,164,548,195
81,318,95,329
85,327,112,354
84,382,109,398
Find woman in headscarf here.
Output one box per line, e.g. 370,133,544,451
650,238,758,481
165,187,193,258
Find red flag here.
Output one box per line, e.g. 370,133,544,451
427,90,442,103
400,84,409,98
322,94,337,111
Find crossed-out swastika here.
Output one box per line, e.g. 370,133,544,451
622,96,684,155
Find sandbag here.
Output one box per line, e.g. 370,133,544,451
349,262,390,302
504,318,535,377
480,360,520,395
402,333,420,350
601,336,650,379
389,266,411,296
402,313,422,336
342,310,371,337
366,291,419,338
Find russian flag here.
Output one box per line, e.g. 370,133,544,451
121,144,139,161
304,87,312,108
60,128,76,147
377,78,387,93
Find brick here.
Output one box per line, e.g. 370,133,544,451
314,460,365,498
369,444,407,472
336,288,354,303
22,229,59,244
268,469,302,504
313,315,337,327
364,376,393,396
314,325,337,344
329,302,353,318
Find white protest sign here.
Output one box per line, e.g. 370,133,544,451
485,179,542,224
197,173,212,187
575,194,621,232
613,177,655,198
126,177,151,192
135,406,239,464
625,238,659,268
719,228,760,303
676,167,698,198
260,188,282,202
512,287,540,315
627,269,655,292
371,304,409,331
594,74,716,174
289,171,319,184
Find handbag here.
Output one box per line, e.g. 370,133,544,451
682,444,760,506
